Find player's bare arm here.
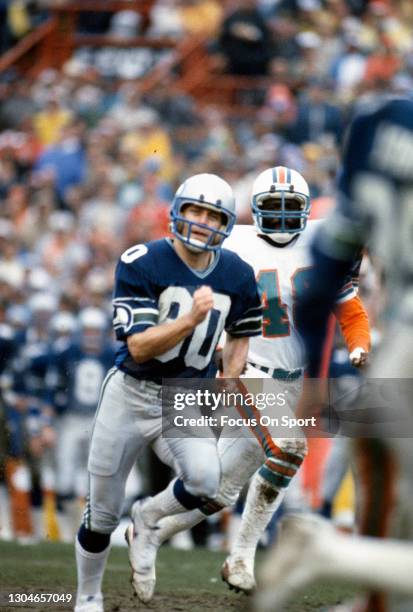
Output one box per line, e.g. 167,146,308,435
221,334,249,378
127,286,213,363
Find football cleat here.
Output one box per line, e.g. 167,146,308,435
125,500,160,603
74,593,103,612
255,514,334,612
221,555,256,594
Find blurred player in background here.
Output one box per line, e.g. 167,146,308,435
74,174,262,612
45,307,114,543
130,165,370,599
257,98,413,612
3,293,57,542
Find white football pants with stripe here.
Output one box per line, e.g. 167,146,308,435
84,368,220,534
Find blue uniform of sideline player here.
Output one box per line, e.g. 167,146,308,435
75,173,262,612
46,308,115,542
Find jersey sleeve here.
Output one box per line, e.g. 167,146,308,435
112,258,159,341
334,294,371,353
334,274,357,304
334,250,363,304
225,264,263,337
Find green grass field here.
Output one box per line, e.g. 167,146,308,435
0,541,356,612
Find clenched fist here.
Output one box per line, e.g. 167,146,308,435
189,286,214,325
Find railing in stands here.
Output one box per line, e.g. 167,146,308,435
0,1,271,112
0,17,58,76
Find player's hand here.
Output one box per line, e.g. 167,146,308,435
349,347,368,368
189,286,214,325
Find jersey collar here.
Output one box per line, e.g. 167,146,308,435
166,238,221,279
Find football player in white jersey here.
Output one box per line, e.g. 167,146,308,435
218,166,370,592
130,166,370,600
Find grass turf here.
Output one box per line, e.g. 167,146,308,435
0,541,356,612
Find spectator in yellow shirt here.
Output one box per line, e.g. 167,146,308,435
33,99,72,148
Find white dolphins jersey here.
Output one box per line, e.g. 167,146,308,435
223,221,357,371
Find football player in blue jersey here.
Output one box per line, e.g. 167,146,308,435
74,174,262,612
46,307,115,543
256,98,413,612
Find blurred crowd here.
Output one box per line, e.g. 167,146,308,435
0,0,407,545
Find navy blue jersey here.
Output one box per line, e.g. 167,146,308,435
320,98,413,268
45,341,115,415
3,334,52,453
113,239,262,381
297,97,413,373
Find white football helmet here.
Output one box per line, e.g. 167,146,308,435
170,173,236,252
78,307,108,352
49,311,77,338
251,166,311,243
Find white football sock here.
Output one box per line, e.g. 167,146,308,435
75,538,110,602
231,474,285,561
141,479,191,524
157,509,205,543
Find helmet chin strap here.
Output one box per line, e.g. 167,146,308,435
268,232,298,244
184,238,207,252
